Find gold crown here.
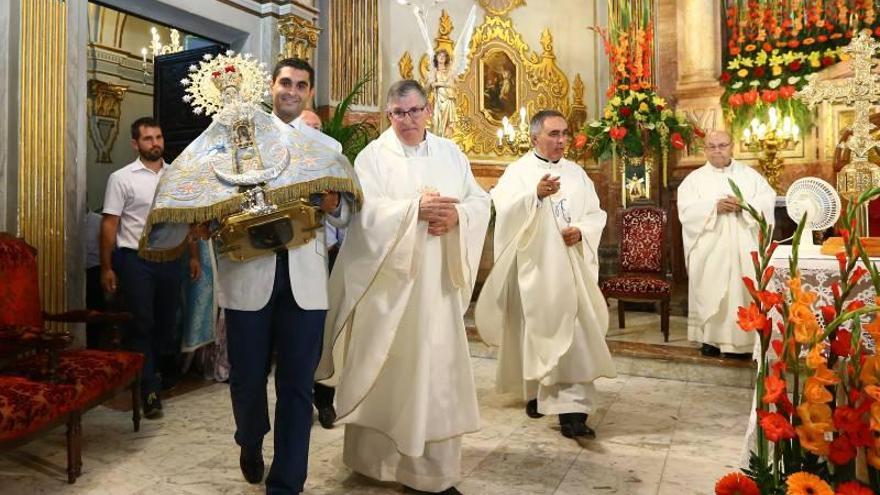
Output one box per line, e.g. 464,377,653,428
181,51,269,116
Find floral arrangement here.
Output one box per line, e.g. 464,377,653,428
580,1,701,187
715,181,880,495
720,0,880,134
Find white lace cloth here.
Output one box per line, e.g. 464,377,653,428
740,245,880,467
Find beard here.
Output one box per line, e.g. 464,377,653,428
140,146,164,162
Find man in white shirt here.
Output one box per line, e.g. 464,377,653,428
100,117,201,419
476,110,616,446
677,130,775,358
223,58,350,494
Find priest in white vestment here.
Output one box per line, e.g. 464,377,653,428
677,130,776,357
317,80,491,495
475,110,616,444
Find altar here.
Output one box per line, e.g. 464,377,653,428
769,244,878,309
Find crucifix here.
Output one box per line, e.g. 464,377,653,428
798,29,880,235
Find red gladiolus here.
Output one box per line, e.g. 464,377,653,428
829,435,857,465
820,305,837,323
728,93,744,107
836,251,847,271
831,281,841,299
758,290,782,310
778,85,796,98
822,56,835,67
762,266,775,285
743,276,758,297
715,472,759,495
833,406,862,436
849,266,868,285
767,241,779,257
837,481,874,495
720,72,732,83
750,251,759,268
840,228,851,244
729,46,741,56
831,329,853,357
619,106,632,117
761,89,778,103
694,126,706,138
789,60,802,71
574,133,587,150
670,132,686,150
609,126,628,141
742,89,759,105
757,410,796,442
753,66,766,77
845,300,865,312
771,339,783,356
738,303,768,333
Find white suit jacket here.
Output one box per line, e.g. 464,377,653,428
214,114,351,311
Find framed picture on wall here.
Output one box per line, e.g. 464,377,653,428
479,48,518,123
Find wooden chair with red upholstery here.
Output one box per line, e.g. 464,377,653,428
0,233,144,483
599,206,671,342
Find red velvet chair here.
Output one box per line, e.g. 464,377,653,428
0,233,143,483
600,206,671,342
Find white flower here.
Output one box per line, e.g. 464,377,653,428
180,78,190,86
203,54,213,60
182,95,192,102
749,81,761,86
731,81,744,89
768,78,781,89
225,49,235,56
788,76,802,84
188,64,197,72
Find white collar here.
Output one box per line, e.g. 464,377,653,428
133,157,165,174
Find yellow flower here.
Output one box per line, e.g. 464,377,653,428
737,68,749,78
604,107,614,119
771,65,782,76
609,96,621,107
652,96,666,107
638,102,649,113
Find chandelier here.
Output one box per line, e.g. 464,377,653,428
496,106,531,155
140,27,184,84
741,106,800,193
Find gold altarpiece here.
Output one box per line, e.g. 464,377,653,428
397,3,587,187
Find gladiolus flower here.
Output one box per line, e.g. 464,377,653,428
714,472,759,495
728,93,744,107
829,435,857,465
812,364,840,386
785,472,833,495
833,406,863,436
737,304,767,333
761,89,778,103
804,377,834,403
850,266,869,286
836,481,874,495
797,424,831,456
609,126,628,141
757,410,796,442
835,251,847,271
805,344,826,369
845,300,866,312
762,374,786,404
797,402,833,432
831,329,853,358
574,133,587,150
694,126,706,138
670,132,686,150
778,85,796,98
831,281,841,299
758,290,782,310
820,305,837,323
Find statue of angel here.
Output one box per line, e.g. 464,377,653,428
410,4,478,138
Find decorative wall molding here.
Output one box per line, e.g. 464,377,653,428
87,79,128,163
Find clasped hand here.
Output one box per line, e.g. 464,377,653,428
419,192,459,236
716,195,742,214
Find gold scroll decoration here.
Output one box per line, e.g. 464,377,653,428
88,80,127,163
19,0,68,323
452,15,571,160
399,51,415,80
279,14,322,62
477,0,527,17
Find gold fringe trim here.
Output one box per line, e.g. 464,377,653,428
137,178,362,261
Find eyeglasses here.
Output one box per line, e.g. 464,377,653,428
706,142,732,151
389,106,426,121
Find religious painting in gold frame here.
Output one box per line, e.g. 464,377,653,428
480,48,518,123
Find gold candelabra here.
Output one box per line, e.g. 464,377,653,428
741,107,800,193
496,106,531,155
140,27,183,84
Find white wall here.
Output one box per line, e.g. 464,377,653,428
378,0,604,119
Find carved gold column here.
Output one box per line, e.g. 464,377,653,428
329,0,379,106
279,14,322,62
88,80,127,163
19,0,68,318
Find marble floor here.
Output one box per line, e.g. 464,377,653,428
0,357,752,495
605,304,697,349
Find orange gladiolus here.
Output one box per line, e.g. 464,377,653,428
812,364,840,386
796,402,833,433
864,317,880,342
868,447,880,469
860,356,880,386
805,344,826,369
762,374,786,404
793,319,821,344
804,377,834,403
737,303,767,332
796,424,831,456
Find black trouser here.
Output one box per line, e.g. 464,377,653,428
114,248,182,397
313,243,340,409
225,253,325,494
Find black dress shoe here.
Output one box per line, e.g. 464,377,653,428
559,413,595,440
700,343,721,357
317,404,337,429
404,486,463,494
143,392,163,420
239,447,264,484
525,399,544,419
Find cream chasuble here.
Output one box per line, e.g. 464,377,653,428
475,152,616,413
317,129,490,491
677,160,776,354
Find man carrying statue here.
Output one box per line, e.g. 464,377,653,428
139,54,361,494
